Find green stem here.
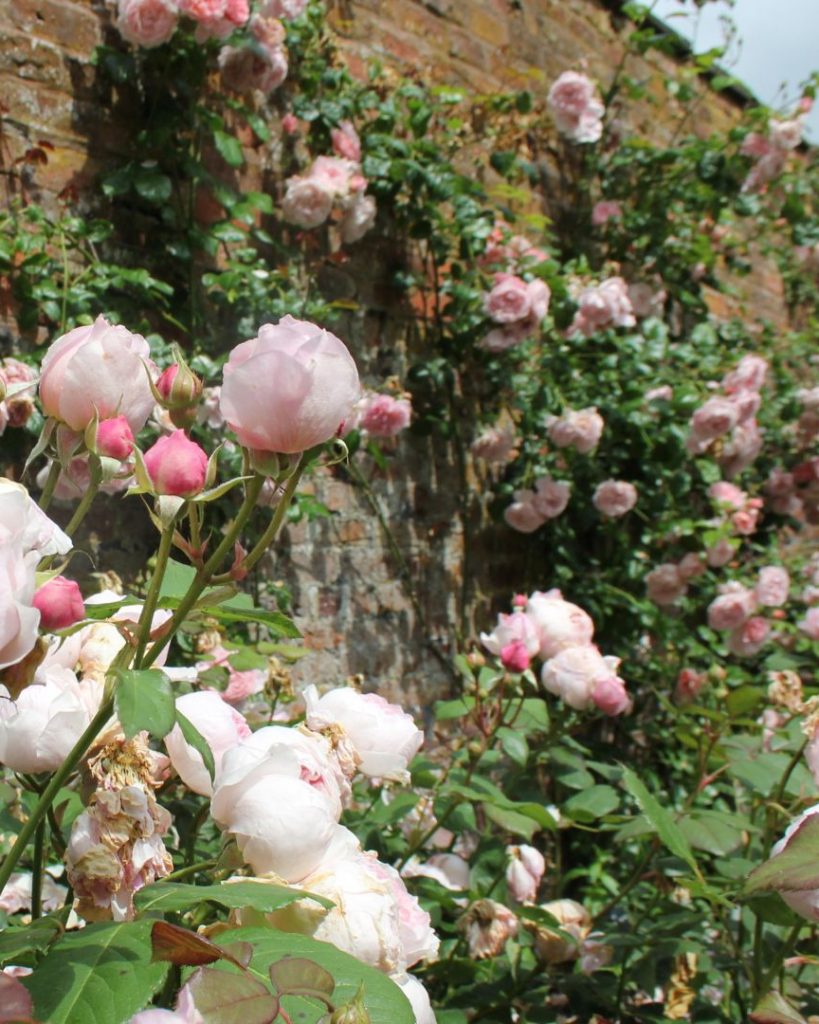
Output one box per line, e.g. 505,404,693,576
38,460,62,512
30,820,47,920
140,474,266,669
47,804,67,858
237,463,304,576
165,858,219,882
0,695,114,896
64,456,102,537
134,514,179,667
759,921,802,994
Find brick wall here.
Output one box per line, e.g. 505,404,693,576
0,0,792,709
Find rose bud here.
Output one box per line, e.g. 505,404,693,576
32,577,85,631
95,415,135,460
143,430,208,498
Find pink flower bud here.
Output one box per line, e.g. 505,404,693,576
96,415,135,460
143,430,208,497
591,675,630,715
281,112,300,134
501,639,532,672
156,362,203,410
32,577,85,631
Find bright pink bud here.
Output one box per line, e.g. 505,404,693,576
33,576,85,631
143,430,208,497
281,113,299,135
512,594,528,608
591,676,630,716
501,640,531,673
156,364,178,401
97,415,135,460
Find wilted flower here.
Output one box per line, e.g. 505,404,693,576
459,899,519,959
506,844,546,903
527,898,591,963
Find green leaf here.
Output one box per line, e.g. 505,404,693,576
498,726,528,766
483,802,537,840
434,697,475,721
133,167,172,203
214,129,245,168
679,810,745,856
621,766,697,871
21,920,168,1024
563,785,620,823
0,918,62,965
211,927,413,1024
176,710,216,781
114,669,176,739
135,881,332,914
749,990,809,1023
745,814,819,895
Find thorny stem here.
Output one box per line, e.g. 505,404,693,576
134,513,179,667
64,455,102,537
37,459,62,513
139,474,266,669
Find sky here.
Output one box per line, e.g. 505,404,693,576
651,0,819,138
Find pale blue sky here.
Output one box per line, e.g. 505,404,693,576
652,0,819,138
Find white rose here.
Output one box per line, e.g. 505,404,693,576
526,591,594,659
164,691,251,797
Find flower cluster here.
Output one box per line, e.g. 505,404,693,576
548,71,605,144
568,276,635,337
481,273,551,351
115,0,250,49
741,105,808,193
705,564,789,658
481,589,630,715
479,222,549,272
282,132,377,243
686,353,767,477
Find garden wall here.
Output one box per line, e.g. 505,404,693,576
0,0,790,708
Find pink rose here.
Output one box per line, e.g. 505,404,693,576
756,566,790,607
527,279,551,321
164,691,251,797
591,201,622,226
143,430,208,497
731,498,762,536
39,316,155,432
548,71,604,143
259,0,307,17
706,537,736,568
709,481,746,510
357,393,411,437
541,644,626,712
707,583,757,631
677,552,706,580
309,156,359,198
645,384,673,402
32,577,84,631
281,177,333,228
548,407,604,454
646,563,686,606
484,274,532,324
593,480,637,518
340,193,377,244
504,493,545,533
727,616,769,657
720,419,763,478
303,685,423,782
690,398,738,444
481,321,532,352
220,316,360,457
281,112,299,134
331,120,362,162
0,545,39,670
570,277,635,336
96,416,136,460
675,668,706,704
219,43,288,94
722,354,768,394
591,675,630,716
526,591,594,659
480,610,540,672
116,0,178,48
532,476,571,518
799,607,819,640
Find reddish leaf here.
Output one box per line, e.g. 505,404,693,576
0,973,36,1023
150,922,246,970
269,957,335,1006
188,966,280,1024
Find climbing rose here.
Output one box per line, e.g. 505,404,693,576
533,476,571,519
756,566,790,607
541,644,627,712
707,582,757,631
526,591,594,660
116,0,178,48
570,277,634,336
548,71,604,143
357,393,412,437
591,200,622,226
646,563,686,606
484,274,533,324
593,480,637,518
480,611,540,672
331,120,362,162
727,616,769,657
340,193,377,243
281,178,334,228
164,691,251,797
220,316,360,456
39,316,155,432
548,407,604,454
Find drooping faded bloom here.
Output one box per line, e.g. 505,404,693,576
66,732,173,921
459,899,519,959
